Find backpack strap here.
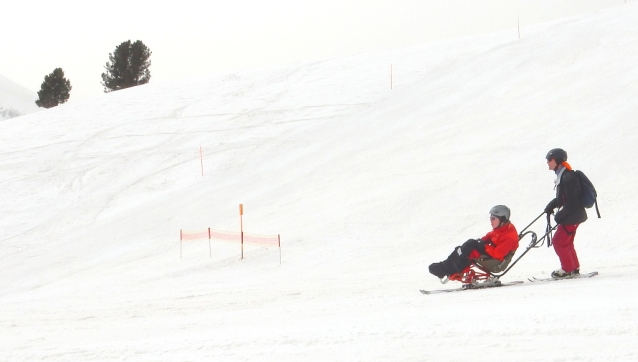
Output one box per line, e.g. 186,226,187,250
594,199,601,218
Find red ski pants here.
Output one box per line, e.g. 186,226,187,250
552,224,580,273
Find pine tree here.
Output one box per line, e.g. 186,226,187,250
101,40,152,92
35,68,72,108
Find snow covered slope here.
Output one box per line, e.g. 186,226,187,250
1,3,637,361
0,74,39,120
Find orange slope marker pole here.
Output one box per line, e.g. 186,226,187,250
279,234,281,265
240,204,244,260
208,228,212,258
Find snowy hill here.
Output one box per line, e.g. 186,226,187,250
2,3,638,361
0,74,39,120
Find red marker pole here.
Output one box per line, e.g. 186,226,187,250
240,204,244,260
278,234,281,265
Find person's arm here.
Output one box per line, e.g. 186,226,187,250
482,231,517,260
545,198,558,214
485,239,517,260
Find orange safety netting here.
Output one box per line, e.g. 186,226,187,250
181,229,279,247
243,232,280,247
180,229,210,241
209,229,241,242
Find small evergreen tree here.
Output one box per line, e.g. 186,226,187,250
101,40,152,92
35,68,72,108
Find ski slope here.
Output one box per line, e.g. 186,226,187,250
0,74,39,120
1,3,638,361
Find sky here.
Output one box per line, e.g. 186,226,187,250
0,0,629,101
2,2,638,360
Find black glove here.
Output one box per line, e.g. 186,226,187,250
545,199,557,215
476,241,487,255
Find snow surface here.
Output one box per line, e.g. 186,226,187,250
0,74,39,120
1,4,638,361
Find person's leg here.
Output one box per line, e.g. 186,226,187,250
460,239,484,257
428,262,446,278
552,224,580,273
429,248,461,278
429,239,480,277
568,225,580,272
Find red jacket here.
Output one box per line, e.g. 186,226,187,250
481,222,519,261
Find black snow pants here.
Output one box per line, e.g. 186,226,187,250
428,239,487,278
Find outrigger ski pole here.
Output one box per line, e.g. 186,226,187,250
490,212,558,278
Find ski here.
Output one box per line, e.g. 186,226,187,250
420,280,524,295
528,271,598,282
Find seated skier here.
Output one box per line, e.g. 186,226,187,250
428,205,519,280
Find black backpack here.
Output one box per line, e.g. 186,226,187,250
575,170,601,218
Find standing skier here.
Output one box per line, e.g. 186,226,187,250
429,205,519,280
544,148,587,278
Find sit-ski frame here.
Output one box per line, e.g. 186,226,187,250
446,213,558,287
